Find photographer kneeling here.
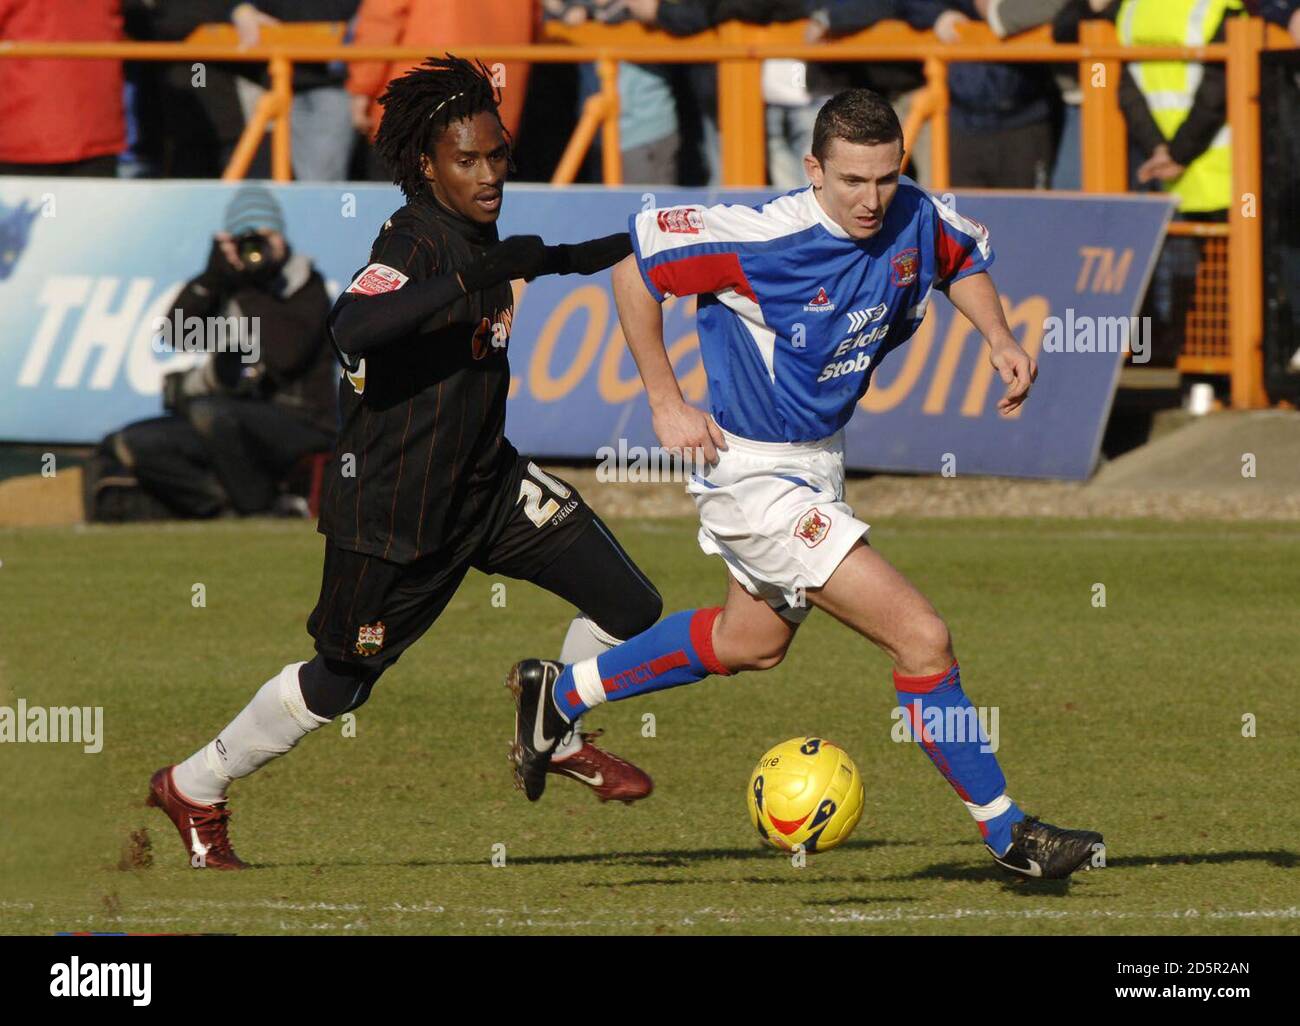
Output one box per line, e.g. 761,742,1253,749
110,186,337,518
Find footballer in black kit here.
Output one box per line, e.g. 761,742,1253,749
147,56,662,870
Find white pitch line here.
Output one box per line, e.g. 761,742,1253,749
8,901,1297,931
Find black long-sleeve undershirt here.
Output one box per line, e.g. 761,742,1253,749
328,271,469,358
327,232,633,361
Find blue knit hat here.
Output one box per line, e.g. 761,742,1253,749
223,184,286,236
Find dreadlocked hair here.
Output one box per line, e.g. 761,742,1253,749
374,54,512,201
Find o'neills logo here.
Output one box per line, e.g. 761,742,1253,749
50,958,151,1006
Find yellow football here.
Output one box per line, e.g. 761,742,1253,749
747,736,865,853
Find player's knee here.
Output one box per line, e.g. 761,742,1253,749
298,655,382,719
729,636,792,673
745,648,787,672
901,615,954,671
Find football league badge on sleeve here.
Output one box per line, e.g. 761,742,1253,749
656,208,704,234
355,622,386,657
347,263,409,296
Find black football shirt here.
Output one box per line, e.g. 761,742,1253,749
317,193,519,564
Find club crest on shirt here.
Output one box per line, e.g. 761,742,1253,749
795,507,831,548
891,248,920,287
656,207,704,234
355,622,386,656
803,286,836,313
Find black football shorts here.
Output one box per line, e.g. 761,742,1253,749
306,457,595,671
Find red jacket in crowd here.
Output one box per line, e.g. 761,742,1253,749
0,0,126,165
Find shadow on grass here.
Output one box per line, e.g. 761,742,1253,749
802,894,920,907
255,837,916,871
1101,850,1298,870
879,848,1299,895
582,874,915,890
451,836,906,869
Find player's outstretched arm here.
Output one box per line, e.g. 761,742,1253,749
944,271,1038,416
330,233,632,359
544,232,633,277
611,254,726,462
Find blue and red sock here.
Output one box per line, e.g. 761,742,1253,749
552,607,730,721
894,662,1024,855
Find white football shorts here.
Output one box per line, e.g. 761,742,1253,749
686,426,869,623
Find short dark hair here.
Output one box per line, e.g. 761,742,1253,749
811,88,903,164
374,54,510,201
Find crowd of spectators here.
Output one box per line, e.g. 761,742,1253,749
1,0,1297,200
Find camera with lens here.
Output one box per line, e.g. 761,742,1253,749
235,230,274,278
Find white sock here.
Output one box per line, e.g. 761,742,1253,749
552,616,621,760
172,662,328,805
964,793,1015,823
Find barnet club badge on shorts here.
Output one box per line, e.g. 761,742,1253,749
355,622,386,657
795,508,831,548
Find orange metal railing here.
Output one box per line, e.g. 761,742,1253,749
0,17,1291,407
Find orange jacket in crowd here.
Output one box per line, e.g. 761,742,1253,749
0,0,126,165
347,0,537,139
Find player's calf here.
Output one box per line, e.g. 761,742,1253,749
170,662,329,807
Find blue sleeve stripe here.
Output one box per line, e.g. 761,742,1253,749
776,474,815,490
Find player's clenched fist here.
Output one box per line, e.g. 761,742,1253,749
989,338,1037,416
651,399,728,465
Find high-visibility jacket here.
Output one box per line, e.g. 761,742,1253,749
1117,0,1244,213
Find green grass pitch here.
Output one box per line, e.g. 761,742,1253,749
0,515,1296,935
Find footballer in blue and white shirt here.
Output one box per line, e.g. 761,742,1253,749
513,89,1102,880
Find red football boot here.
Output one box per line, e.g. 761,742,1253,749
145,766,248,870
547,730,654,804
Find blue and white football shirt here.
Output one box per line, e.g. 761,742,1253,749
629,179,994,443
